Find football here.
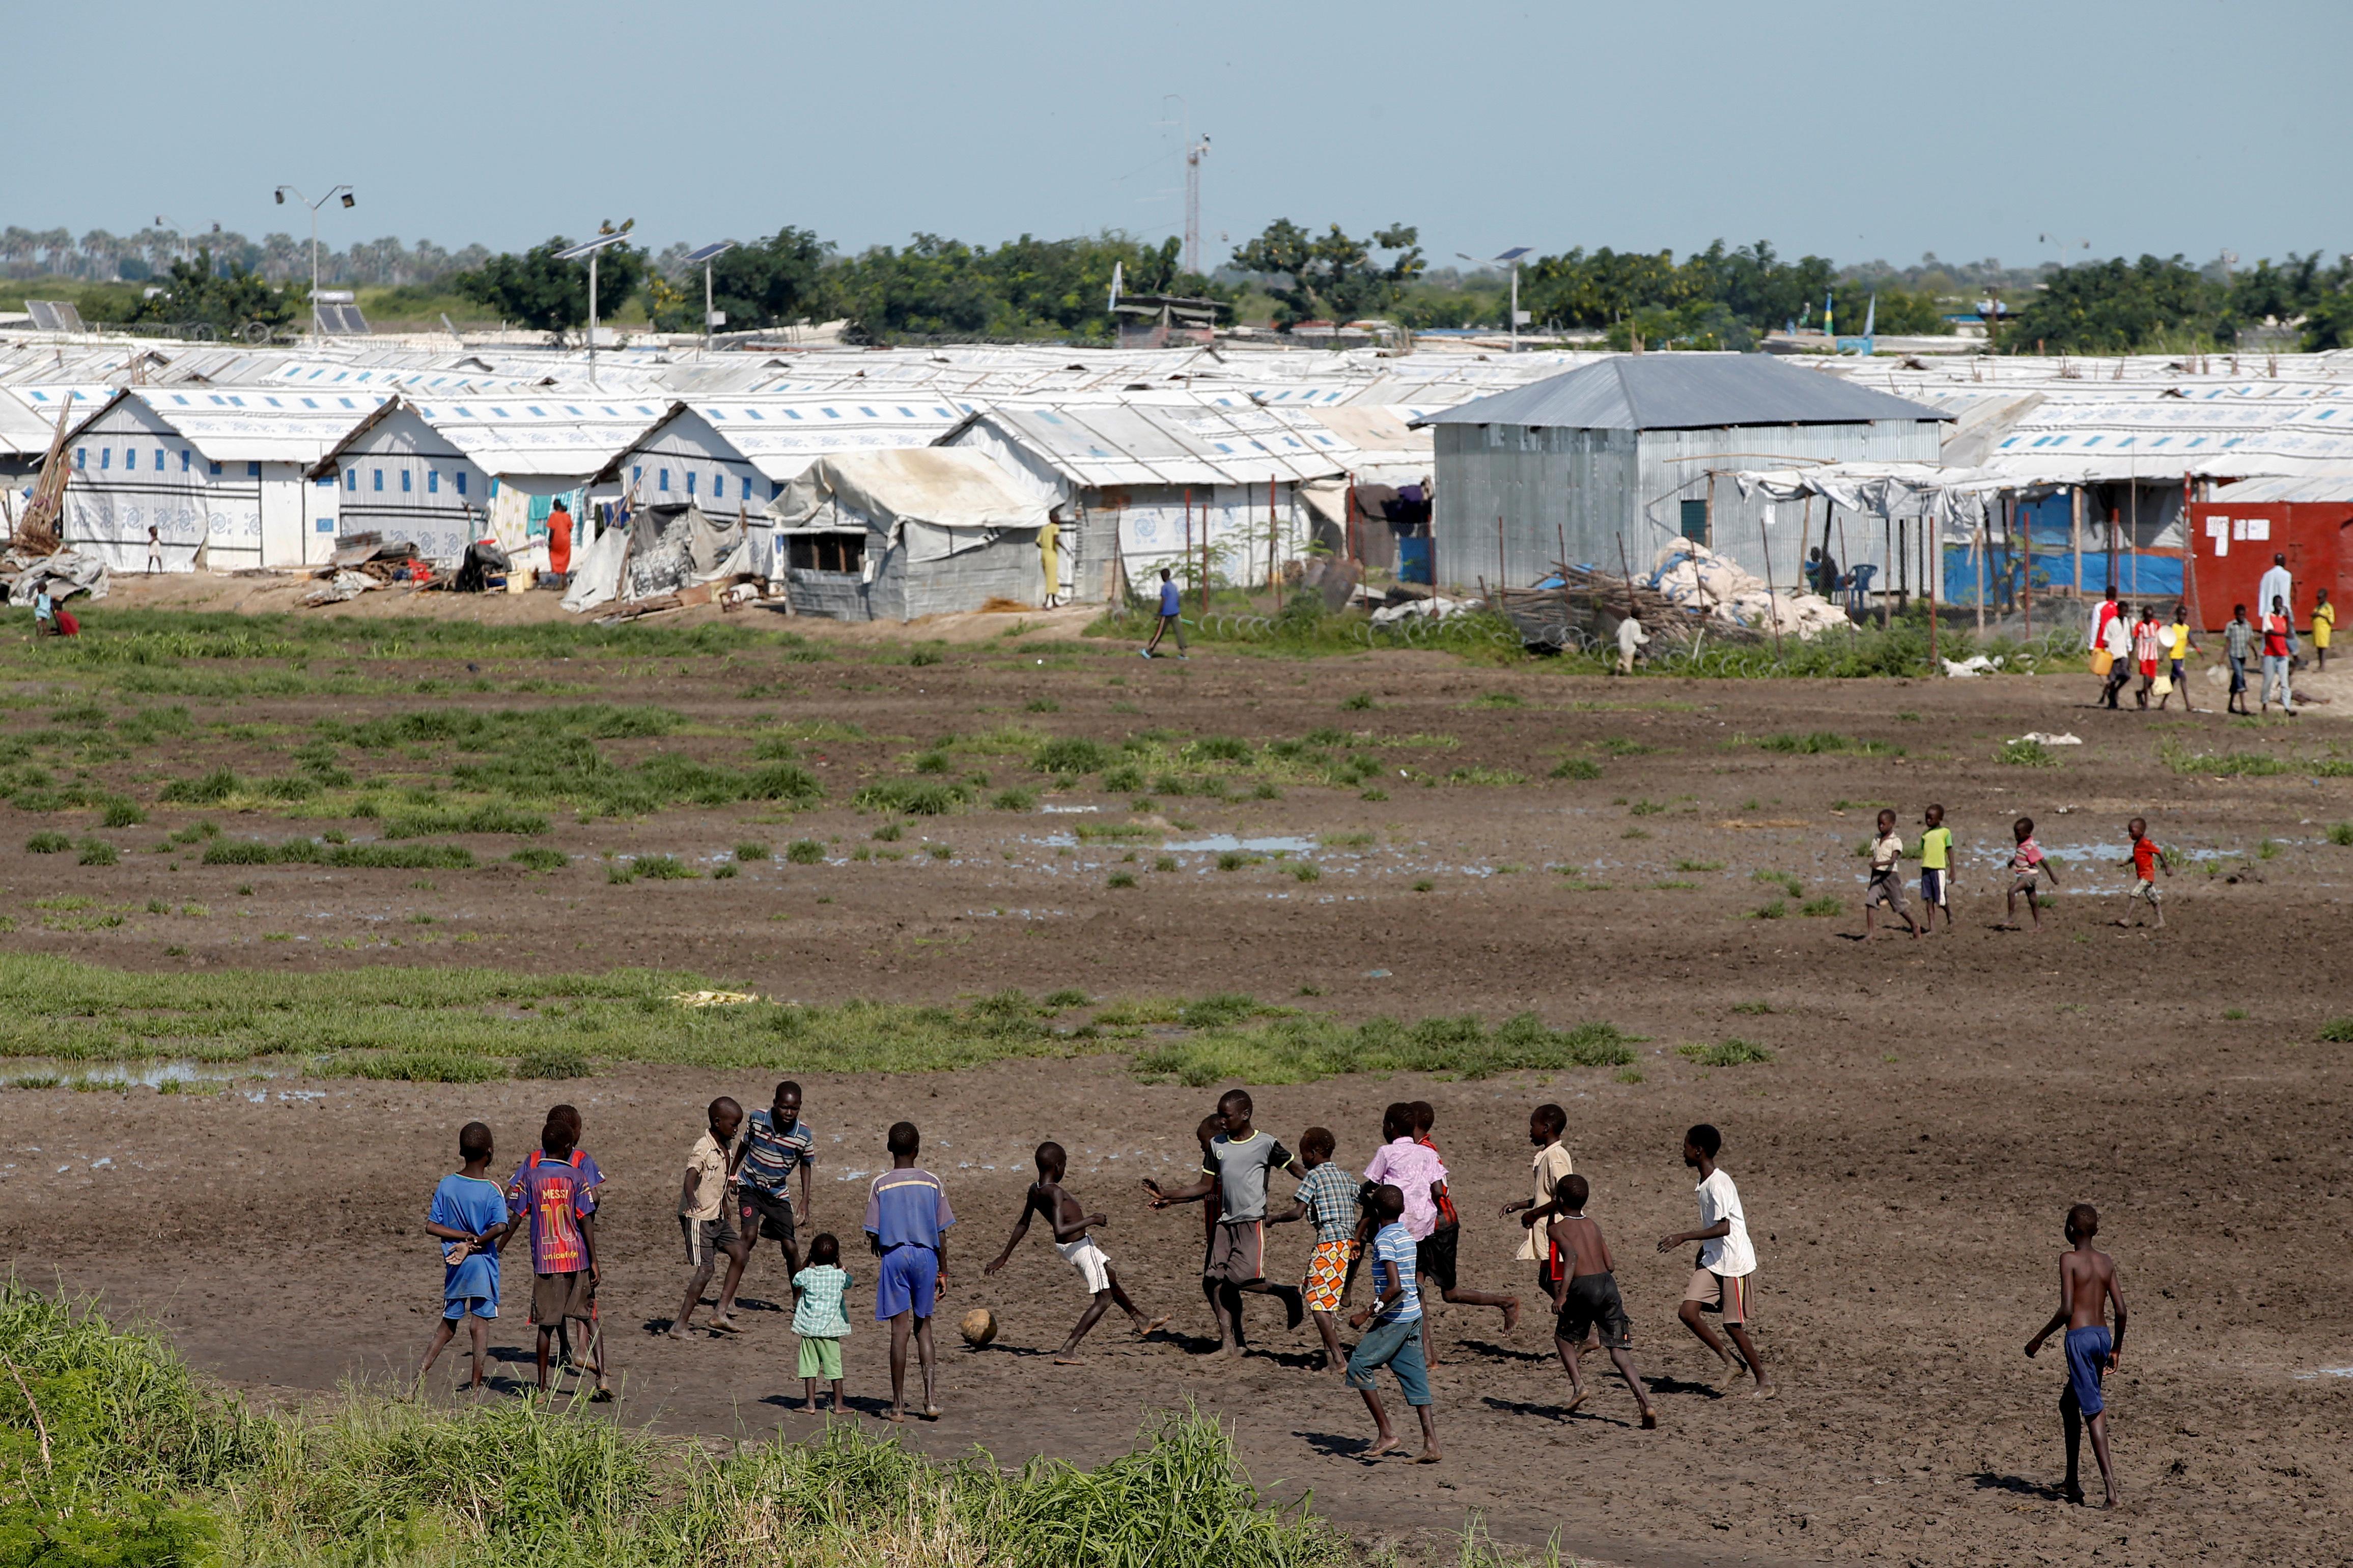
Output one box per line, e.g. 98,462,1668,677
958,1307,998,1348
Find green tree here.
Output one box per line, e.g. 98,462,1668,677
2006,255,2226,353
124,250,303,336
701,226,829,330
820,232,1208,344
454,237,646,334
1228,221,1424,325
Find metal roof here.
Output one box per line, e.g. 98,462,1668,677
68,387,390,464
1416,353,1949,432
955,397,1355,489
2206,475,2353,503
407,397,670,477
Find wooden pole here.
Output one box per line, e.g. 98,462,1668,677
2070,485,2084,596
1881,515,1893,630
2022,493,2033,645
1927,529,1939,673
1495,513,1506,593
1269,476,1281,610
1758,510,1784,660
1184,487,1193,610
1974,507,1986,638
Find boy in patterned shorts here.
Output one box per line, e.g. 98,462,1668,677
1270,1127,1359,1373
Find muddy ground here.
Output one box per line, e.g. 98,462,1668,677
3,606,2351,1566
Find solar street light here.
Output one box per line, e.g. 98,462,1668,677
275,184,355,339
682,241,739,355
1456,248,1531,352
554,230,634,387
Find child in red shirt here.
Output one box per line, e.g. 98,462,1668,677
2120,816,2169,929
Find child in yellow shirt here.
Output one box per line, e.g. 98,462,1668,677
2314,589,2334,673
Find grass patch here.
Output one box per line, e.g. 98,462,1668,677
1749,900,1787,920
77,837,119,866
517,1045,591,1079
785,839,826,865
1033,736,1114,775
853,779,972,815
1548,756,1602,780
202,839,475,870
2318,1016,2353,1043
1754,731,1897,756
1133,1013,1636,1087
1798,896,1843,917
1999,738,2060,768
991,787,1039,812
1107,870,1137,889
382,801,551,838
2327,822,2353,847
734,840,772,860
1674,859,1725,872
1679,1038,1775,1067
509,847,571,872
631,855,698,880
25,831,71,853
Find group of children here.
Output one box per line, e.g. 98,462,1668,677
2093,583,2331,718
414,1086,2131,1508
1861,805,2172,938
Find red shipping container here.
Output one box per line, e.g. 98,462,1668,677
2187,481,2352,632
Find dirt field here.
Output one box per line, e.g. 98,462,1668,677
3,603,2350,1566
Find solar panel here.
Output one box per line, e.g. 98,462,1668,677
25,301,86,333
317,303,372,337
682,240,739,265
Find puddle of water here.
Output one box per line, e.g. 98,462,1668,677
1164,834,1318,854
2292,1366,2353,1380
1039,804,1099,814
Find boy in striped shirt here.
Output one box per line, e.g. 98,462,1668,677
1346,1184,1439,1462
730,1080,816,1317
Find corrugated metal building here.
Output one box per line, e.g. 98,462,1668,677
2189,475,2350,631
1418,355,1947,595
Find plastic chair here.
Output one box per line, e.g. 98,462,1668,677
1845,563,1877,614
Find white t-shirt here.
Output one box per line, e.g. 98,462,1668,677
2257,564,2294,621
1694,1167,1756,1277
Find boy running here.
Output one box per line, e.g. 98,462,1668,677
1345,1184,1439,1463
507,1114,603,1394
2118,816,2169,929
1362,1103,1451,1363
673,1097,744,1339
1501,1104,1574,1302
1864,808,1921,940
1918,804,1954,935
985,1141,1168,1362
2002,815,2059,932
1656,1123,1773,1398
1146,1090,1306,1354
418,1120,518,1393
1546,1174,1657,1428
865,1121,955,1423
2025,1203,2128,1508
1406,1102,1519,1346
1267,1127,1360,1372
731,1080,816,1313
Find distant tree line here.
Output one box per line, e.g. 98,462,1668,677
10,217,2353,352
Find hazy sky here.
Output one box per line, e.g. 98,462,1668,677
14,0,2345,272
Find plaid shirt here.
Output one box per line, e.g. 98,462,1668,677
1295,1162,1360,1244
791,1265,852,1337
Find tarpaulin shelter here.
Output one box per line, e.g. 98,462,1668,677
767,448,1046,621
558,500,755,615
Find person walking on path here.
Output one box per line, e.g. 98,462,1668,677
1141,567,1188,659
2096,606,2132,709
2257,553,2296,657
2261,596,2297,717
2224,604,2255,716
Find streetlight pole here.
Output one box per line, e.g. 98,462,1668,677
274,184,354,338
682,241,740,356
1458,247,1532,352
554,230,633,389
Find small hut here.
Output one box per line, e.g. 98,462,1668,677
768,448,1047,621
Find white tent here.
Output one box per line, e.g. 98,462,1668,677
768,448,1046,621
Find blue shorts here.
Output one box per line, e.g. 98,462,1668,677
443,1296,497,1321
875,1244,939,1321
2064,1324,2110,1416
1346,1315,1431,1406
1919,868,1946,907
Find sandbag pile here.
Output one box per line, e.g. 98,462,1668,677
1647,541,1850,641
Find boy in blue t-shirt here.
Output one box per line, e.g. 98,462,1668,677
863,1121,956,1423
1142,566,1189,659
419,1121,519,1392
1346,1183,1440,1462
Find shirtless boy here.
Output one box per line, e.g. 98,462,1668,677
985,1140,1168,1361
2025,1202,2129,1508
1546,1174,1657,1429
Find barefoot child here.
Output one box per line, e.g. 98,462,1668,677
1345,1184,1439,1463
2003,815,2059,932
2025,1203,2128,1508
1864,809,1921,940
864,1121,955,1422
1502,1104,1574,1302
2119,817,2169,929
506,1114,602,1393
534,1106,610,1395
418,1121,518,1392
1267,1127,1360,1371
673,1097,744,1339
791,1233,853,1414
1656,1124,1773,1398
1918,804,1954,935
985,1141,1168,1361
1407,1102,1519,1354
1145,1090,1306,1356
729,1079,815,1323
1362,1103,1452,1365
2156,605,2197,712
1545,1174,1657,1428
